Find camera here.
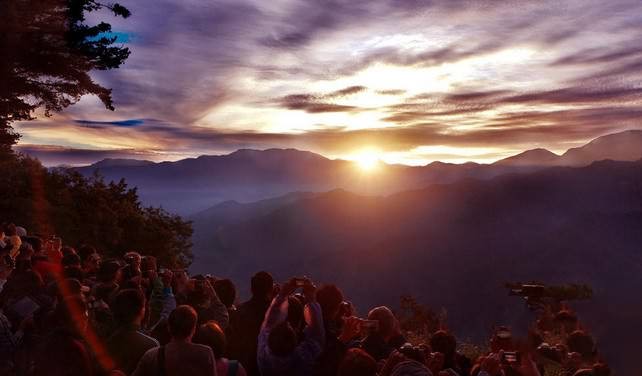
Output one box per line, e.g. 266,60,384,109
192,275,207,292
536,343,564,363
398,343,426,363
293,277,306,287
502,351,520,364
360,319,379,331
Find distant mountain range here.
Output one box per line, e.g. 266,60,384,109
74,130,642,214
495,130,642,167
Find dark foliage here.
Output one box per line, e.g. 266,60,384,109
0,153,192,267
397,295,443,339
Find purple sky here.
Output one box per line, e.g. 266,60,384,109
15,0,642,166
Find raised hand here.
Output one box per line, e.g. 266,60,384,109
339,316,361,343
426,351,445,375
516,353,542,376
480,352,502,376
279,278,299,298
302,277,316,303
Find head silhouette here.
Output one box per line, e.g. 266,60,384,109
251,271,274,300
193,321,226,358
168,305,198,341
338,348,377,376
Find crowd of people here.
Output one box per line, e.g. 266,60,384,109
0,222,611,376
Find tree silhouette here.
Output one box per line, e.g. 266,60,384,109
397,295,443,338
0,0,131,155
0,155,193,267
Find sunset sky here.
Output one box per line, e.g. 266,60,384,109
15,0,642,166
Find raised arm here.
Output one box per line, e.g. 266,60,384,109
261,279,296,331
296,278,325,363
204,279,230,328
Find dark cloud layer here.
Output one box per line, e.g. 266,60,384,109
75,119,146,127
276,85,368,113
380,86,642,126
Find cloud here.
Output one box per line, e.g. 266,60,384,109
14,0,642,165
274,86,368,113
327,85,367,97
87,0,265,123
550,45,642,66
377,89,406,96
441,91,512,103
277,94,359,113
74,119,146,127
379,86,642,126
256,0,410,50
498,87,642,105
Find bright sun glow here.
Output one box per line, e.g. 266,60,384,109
352,149,381,171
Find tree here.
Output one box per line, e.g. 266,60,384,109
0,154,193,267
397,295,444,339
0,0,131,154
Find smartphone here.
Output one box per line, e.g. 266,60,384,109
502,351,520,364
293,277,306,287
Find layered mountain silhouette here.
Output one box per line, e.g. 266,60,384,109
74,130,642,214
561,130,642,165
494,148,560,167
76,149,371,214
189,191,318,254
89,158,156,168
494,130,642,167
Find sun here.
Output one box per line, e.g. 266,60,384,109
352,149,381,171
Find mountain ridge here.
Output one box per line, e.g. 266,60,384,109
80,129,642,170
72,129,642,214
494,148,560,166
